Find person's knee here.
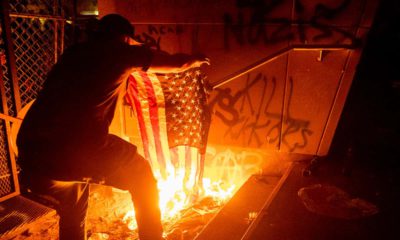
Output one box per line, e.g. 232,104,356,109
132,154,156,180
108,153,157,191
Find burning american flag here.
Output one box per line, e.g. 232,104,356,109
125,68,211,191
98,68,238,238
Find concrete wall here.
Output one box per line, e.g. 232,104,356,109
101,0,378,160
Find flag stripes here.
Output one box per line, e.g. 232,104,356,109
125,69,210,185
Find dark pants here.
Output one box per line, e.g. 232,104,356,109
19,135,163,240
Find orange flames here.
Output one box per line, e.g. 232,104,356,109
121,146,238,232
86,144,263,240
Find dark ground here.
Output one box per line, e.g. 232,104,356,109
250,160,400,240
250,0,400,239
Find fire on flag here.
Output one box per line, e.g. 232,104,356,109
125,68,211,192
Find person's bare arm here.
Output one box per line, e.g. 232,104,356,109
148,51,210,74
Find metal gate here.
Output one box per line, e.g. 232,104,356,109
0,0,67,202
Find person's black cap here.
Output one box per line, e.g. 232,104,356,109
98,14,135,38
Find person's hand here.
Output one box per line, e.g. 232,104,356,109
126,36,144,46
190,55,210,68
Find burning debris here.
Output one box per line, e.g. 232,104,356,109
163,197,221,240
87,184,231,240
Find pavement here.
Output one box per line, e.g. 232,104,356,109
248,156,400,240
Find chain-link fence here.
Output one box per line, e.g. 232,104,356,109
0,0,67,201
0,120,13,199
9,0,61,16
10,16,59,107
0,17,17,117
9,0,65,108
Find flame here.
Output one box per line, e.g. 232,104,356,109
122,209,137,231
122,148,239,232
116,144,264,240
123,172,237,232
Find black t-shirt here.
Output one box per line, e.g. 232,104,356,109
17,40,153,152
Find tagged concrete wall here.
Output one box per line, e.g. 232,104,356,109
101,0,378,159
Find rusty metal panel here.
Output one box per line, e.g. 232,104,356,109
280,50,349,154
208,55,287,150
195,174,281,240
317,28,369,155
